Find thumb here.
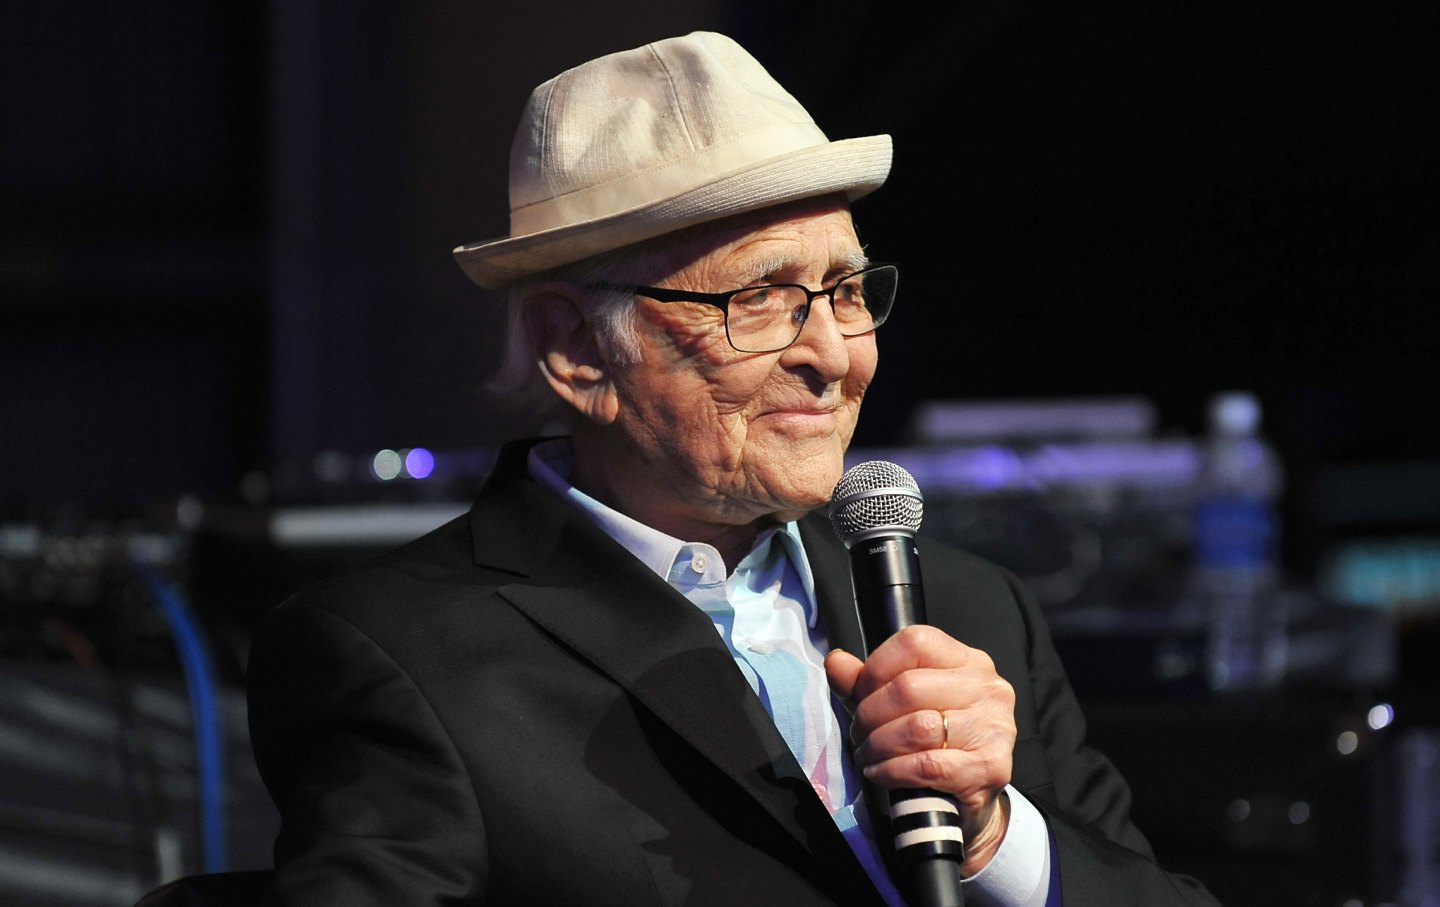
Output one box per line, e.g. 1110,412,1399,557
824,648,864,703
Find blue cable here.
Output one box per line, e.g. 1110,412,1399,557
134,562,228,874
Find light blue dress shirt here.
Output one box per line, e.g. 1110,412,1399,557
528,440,1055,906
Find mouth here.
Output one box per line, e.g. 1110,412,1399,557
755,404,841,433
759,395,838,416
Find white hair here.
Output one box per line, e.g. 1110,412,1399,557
486,220,736,414
485,198,858,416
487,250,646,414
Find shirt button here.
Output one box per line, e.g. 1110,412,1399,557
691,553,710,573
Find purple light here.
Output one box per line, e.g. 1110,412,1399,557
965,446,1023,491
405,447,435,479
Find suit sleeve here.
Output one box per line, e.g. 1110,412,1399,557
1002,571,1224,906
246,602,488,906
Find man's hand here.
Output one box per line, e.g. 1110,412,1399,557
825,625,1017,876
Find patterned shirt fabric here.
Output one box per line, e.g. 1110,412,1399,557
664,522,893,869
528,439,1055,907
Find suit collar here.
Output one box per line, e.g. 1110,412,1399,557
469,440,869,660
799,513,868,657
466,440,875,892
467,438,568,577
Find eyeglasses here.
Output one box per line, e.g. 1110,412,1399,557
590,264,899,353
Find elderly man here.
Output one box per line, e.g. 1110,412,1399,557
247,32,1219,906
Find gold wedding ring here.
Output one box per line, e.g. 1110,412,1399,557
939,710,950,749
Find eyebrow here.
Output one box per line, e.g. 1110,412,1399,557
732,255,792,286
839,248,870,273
733,249,871,286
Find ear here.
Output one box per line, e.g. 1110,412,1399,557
521,283,620,425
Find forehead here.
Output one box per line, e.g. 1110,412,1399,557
645,196,863,288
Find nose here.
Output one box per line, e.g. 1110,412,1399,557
780,294,851,382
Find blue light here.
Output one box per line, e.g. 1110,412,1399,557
405,447,435,480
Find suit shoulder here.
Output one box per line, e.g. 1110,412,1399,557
916,536,1026,602
259,511,504,635
912,536,1046,662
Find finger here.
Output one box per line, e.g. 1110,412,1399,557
863,750,1012,848
823,648,864,703
857,700,1013,758
861,746,1013,805
851,625,981,701
849,666,982,742
853,707,950,761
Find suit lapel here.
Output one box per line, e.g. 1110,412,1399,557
799,514,868,657
798,514,905,873
468,444,858,870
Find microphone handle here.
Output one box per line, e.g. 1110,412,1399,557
850,537,967,907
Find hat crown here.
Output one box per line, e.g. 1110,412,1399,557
508,32,828,236
452,31,890,288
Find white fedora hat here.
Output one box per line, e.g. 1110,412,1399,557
453,31,892,289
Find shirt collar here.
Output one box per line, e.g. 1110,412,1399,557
528,438,683,581
773,520,820,628
526,438,819,628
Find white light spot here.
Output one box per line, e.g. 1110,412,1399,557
1227,798,1250,822
372,449,403,481
1367,703,1395,730
1337,731,1359,755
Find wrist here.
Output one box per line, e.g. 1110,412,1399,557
960,790,1011,878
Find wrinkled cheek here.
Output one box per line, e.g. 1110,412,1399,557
706,415,753,472
634,402,740,477
839,369,874,443
847,342,879,398
660,319,731,362
838,397,866,444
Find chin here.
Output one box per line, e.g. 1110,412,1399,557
766,465,844,518
739,432,848,514
766,486,832,521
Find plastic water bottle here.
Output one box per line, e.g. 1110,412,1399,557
1193,392,1286,692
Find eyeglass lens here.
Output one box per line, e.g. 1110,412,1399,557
727,266,897,353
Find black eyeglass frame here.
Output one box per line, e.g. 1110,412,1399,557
589,263,899,353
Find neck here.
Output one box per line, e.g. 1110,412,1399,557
567,430,773,570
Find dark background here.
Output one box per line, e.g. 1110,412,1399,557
2,2,1437,905
4,2,1436,537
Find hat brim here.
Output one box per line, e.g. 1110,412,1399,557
453,134,892,289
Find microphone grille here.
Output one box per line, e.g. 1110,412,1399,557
829,460,924,545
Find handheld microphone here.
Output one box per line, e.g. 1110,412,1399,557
830,461,966,907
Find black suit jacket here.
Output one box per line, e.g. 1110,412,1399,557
248,441,1220,905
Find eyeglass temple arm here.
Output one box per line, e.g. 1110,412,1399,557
601,284,733,305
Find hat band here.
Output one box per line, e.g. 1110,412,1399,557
508,121,829,237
